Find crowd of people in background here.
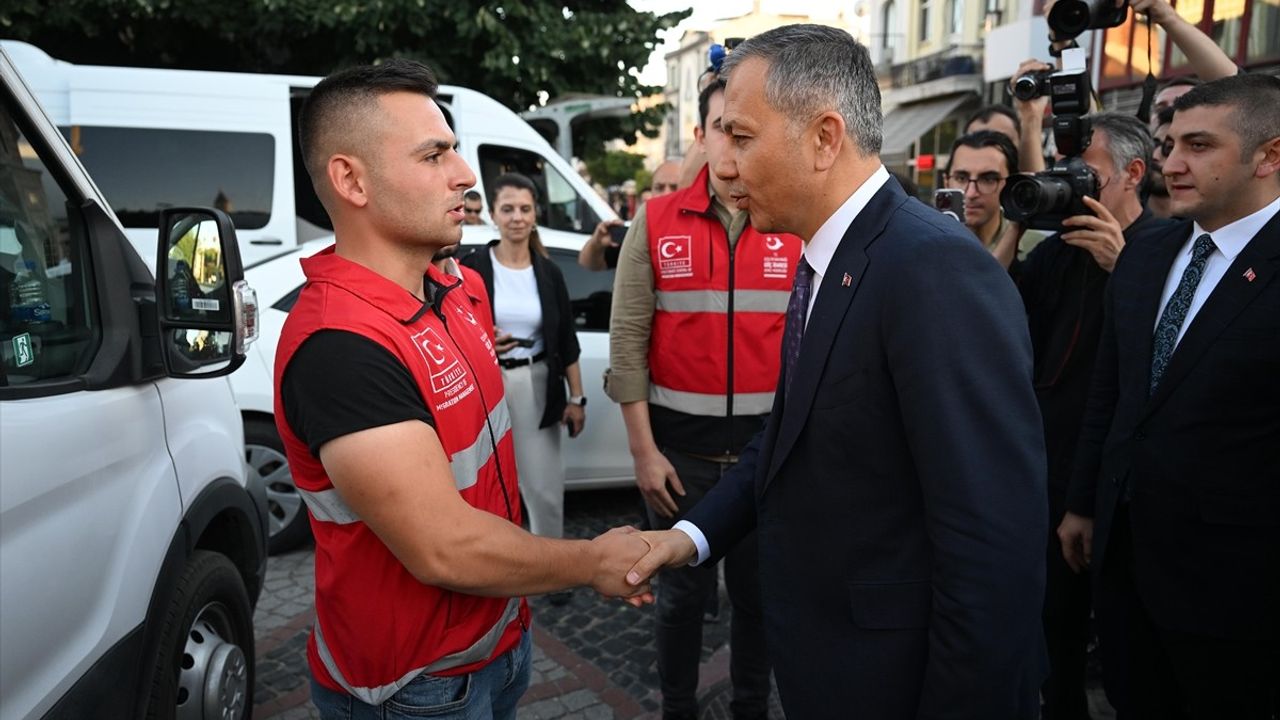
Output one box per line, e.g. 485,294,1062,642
273,0,1278,716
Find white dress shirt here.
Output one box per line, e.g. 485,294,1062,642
1153,195,1280,347
801,165,892,325
673,164,893,566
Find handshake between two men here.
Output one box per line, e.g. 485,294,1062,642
585,527,698,605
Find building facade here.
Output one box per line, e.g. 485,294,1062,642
660,1,871,164
1094,0,1280,111
870,0,1280,197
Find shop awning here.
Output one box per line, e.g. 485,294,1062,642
880,94,972,164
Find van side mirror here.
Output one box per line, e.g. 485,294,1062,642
155,208,258,378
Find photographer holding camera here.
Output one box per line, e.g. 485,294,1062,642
1062,73,1280,720
942,130,1048,264
1008,110,1177,719
1009,0,1238,178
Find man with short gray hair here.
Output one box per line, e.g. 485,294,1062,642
625,24,1048,718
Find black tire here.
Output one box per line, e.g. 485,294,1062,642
245,417,311,555
144,550,255,720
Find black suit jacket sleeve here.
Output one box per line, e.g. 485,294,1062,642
682,425,764,562
1066,275,1120,517
882,238,1048,716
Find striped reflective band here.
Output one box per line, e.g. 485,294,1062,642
313,596,521,705
298,400,512,525
654,289,790,314
451,399,511,493
650,384,775,416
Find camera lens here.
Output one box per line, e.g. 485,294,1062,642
1001,175,1075,221
1003,177,1043,219
1048,0,1091,39
1012,75,1041,102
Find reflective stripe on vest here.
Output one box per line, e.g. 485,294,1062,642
650,384,776,417
314,596,521,705
298,400,512,525
654,289,791,314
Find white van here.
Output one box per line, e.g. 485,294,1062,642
0,40,619,269
0,48,264,720
0,41,636,553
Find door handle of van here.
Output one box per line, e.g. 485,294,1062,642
249,238,283,245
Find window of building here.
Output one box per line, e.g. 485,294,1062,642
920,0,932,42
1098,0,1276,90
1102,15,1137,85
477,145,602,234
949,0,965,35
1247,0,1280,61
883,0,897,50
2,104,99,385
1212,0,1246,59
58,127,274,230
985,0,1006,25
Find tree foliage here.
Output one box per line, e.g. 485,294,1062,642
1,0,688,155
583,150,646,188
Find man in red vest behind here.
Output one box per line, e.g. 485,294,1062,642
277,59,653,720
605,76,802,720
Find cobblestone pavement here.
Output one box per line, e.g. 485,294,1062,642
251,488,1113,719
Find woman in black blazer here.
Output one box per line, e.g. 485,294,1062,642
461,174,584,603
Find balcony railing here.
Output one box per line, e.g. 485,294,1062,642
878,44,983,87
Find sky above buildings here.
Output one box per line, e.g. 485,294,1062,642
628,0,862,85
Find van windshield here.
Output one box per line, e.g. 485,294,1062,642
59,126,275,230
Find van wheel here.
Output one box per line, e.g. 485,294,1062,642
146,550,254,720
245,418,311,554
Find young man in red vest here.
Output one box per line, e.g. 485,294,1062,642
276,60,652,720
605,77,802,720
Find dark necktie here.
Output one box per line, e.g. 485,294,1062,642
1149,233,1215,395
782,257,815,396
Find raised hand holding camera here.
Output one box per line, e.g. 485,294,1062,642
1001,50,1101,232
1061,195,1126,272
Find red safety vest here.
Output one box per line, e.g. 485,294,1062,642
646,166,803,417
274,247,528,705
448,258,495,341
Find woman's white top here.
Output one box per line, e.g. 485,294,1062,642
490,248,545,359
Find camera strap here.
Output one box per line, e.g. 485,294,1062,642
1134,14,1159,124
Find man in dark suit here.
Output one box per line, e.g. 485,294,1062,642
624,25,1049,718
1058,73,1280,718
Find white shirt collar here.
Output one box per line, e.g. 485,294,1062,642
803,165,891,277
441,257,463,279
1189,194,1280,261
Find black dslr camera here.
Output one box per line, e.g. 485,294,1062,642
1000,66,1099,231
1047,0,1128,40
1012,71,1054,102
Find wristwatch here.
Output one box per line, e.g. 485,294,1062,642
569,395,587,407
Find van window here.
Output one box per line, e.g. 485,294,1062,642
548,248,613,333
477,145,601,234
445,244,612,332
60,126,274,230
0,109,98,385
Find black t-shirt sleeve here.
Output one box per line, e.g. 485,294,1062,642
281,330,433,457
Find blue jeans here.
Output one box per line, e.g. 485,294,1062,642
310,630,532,720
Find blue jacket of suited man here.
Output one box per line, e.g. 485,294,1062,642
684,177,1049,719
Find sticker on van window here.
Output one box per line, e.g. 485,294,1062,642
12,333,33,368
192,298,221,311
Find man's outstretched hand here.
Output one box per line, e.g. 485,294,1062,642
618,529,699,607
588,526,655,602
